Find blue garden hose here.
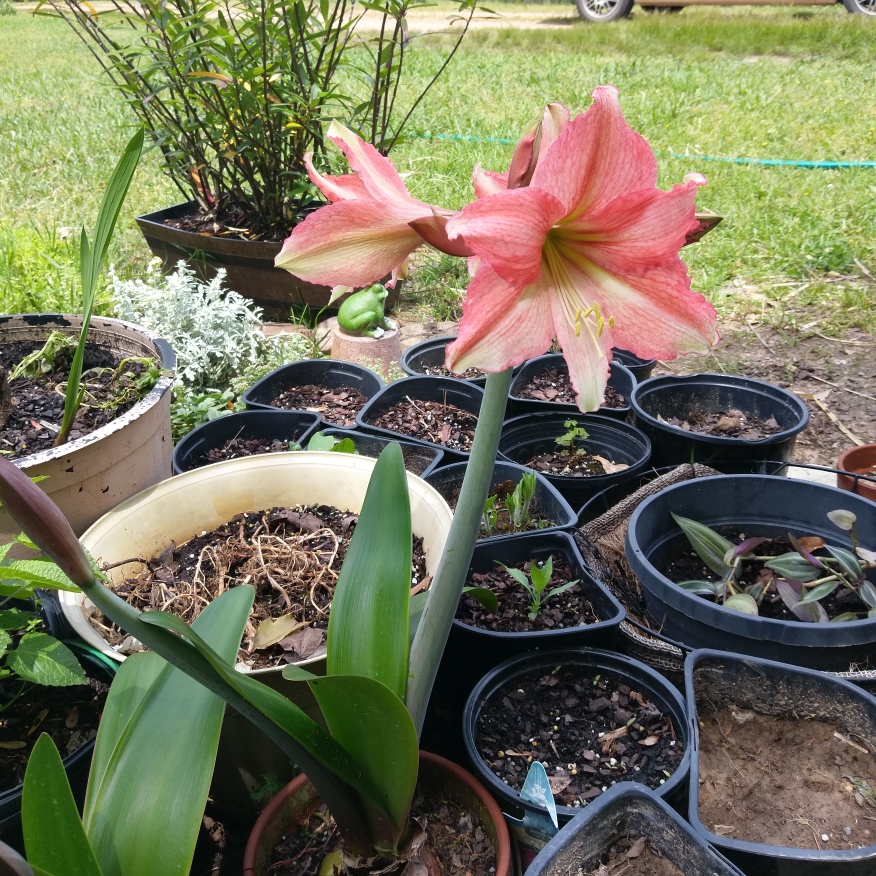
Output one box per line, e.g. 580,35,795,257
411,132,876,169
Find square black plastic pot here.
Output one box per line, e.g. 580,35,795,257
685,649,876,876
172,410,322,474
423,460,576,542
631,373,809,471
498,413,652,511
625,474,876,671
242,359,384,429
317,428,444,478
355,375,484,464
507,354,634,420
611,347,657,382
400,335,488,386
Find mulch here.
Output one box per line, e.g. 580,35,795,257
514,366,626,409
658,408,782,440
372,398,478,452
267,384,368,428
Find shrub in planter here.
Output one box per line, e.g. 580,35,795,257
686,649,876,876
626,474,876,671
631,373,809,470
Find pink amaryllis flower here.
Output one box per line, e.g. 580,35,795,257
275,121,465,289
445,85,718,412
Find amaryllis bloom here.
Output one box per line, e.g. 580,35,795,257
275,121,462,288
445,85,718,412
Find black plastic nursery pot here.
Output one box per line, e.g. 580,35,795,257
317,428,444,478
525,783,746,876
686,649,876,876
611,348,657,383
498,413,652,511
399,335,487,386
423,460,577,541
172,410,321,474
631,373,809,470
242,358,383,428
626,474,876,672
356,375,484,464
507,354,634,421
462,649,691,867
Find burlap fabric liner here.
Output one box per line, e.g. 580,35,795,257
574,463,876,686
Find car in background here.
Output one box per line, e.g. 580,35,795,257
575,0,873,23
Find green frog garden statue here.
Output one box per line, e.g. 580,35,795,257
331,284,401,379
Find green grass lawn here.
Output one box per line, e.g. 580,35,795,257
1,4,875,332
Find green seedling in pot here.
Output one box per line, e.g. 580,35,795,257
555,419,589,450
498,556,580,620
672,509,876,621
336,284,397,338
504,471,537,533
482,493,498,537
305,433,357,453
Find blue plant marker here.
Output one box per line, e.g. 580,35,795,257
520,760,559,830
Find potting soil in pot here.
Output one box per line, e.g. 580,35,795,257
267,781,496,876
0,340,158,458
457,557,601,633
475,667,684,809
200,435,298,465
90,505,427,669
415,362,486,380
524,447,629,478
697,707,875,850
582,837,685,876
447,480,555,536
515,366,625,409
267,384,368,427
373,399,478,451
658,408,782,440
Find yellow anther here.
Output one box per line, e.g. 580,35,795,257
608,316,616,329
574,307,583,337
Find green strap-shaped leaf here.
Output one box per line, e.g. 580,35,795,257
83,586,251,876
671,513,734,578
22,734,104,876
7,634,87,686
327,444,411,699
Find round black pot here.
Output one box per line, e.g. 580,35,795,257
423,460,576,540
525,783,746,876
0,641,118,850
631,373,809,470
317,428,444,478
463,649,691,834
507,355,634,421
626,474,876,671
611,348,657,382
423,533,625,764
173,410,321,474
356,375,484,464
498,413,652,511
400,335,487,386
686,649,876,876
242,359,383,429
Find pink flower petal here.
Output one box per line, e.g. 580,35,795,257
275,199,424,287
472,165,508,199
447,187,566,287
409,209,475,257
446,266,554,374
532,85,657,218
304,153,368,202
539,103,570,157
507,125,539,190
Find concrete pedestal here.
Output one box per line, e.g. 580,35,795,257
331,324,402,380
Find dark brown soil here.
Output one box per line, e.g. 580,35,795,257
267,384,368,428
200,435,300,466
0,648,111,792
92,505,427,670
475,667,684,809
514,366,626,409
161,198,315,243
658,408,782,440
457,556,601,632
584,837,685,876
373,398,478,452
524,447,624,477
662,527,871,621
446,479,555,536
0,340,151,458
697,708,875,850
417,363,486,380
268,780,497,876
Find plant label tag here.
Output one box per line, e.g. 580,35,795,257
520,760,559,830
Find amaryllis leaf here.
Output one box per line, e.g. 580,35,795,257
799,581,838,604
723,593,759,615
545,580,581,600
776,578,803,611
463,587,499,615
671,514,734,577
326,444,411,701
830,612,861,623
859,581,876,610
498,564,530,589
787,533,824,569
677,580,721,597
764,553,820,583
826,545,864,583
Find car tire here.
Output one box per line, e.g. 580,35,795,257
575,0,634,22
842,0,875,13
641,5,683,11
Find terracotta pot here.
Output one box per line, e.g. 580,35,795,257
836,444,876,502
242,751,512,876
0,314,175,543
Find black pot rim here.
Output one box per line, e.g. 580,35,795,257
463,647,691,819
684,648,876,863
626,474,876,647
631,372,809,447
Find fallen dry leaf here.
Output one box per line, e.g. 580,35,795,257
279,626,326,660
592,454,630,475
548,775,572,794
625,837,647,859
252,614,307,650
